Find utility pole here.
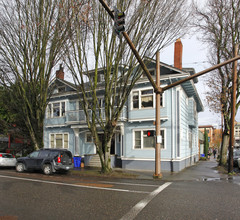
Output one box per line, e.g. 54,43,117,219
228,44,238,173
154,51,162,178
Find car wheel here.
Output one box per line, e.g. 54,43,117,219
43,164,52,175
16,163,25,173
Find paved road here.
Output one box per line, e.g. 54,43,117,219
0,159,240,220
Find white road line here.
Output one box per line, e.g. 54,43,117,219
0,174,149,194
100,181,160,187
120,182,172,220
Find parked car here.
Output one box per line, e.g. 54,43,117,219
0,153,17,167
16,149,74,175
233,150,240,167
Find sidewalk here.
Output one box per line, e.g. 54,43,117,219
117,156,229,181
72,156,232,181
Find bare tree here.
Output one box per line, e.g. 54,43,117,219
65,0,192,173
0,0,87,149
194,0,240,167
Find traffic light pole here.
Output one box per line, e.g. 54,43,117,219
155,51,162,178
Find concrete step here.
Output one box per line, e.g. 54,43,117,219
88,154,101,167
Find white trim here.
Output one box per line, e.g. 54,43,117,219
121,154,199,162
128,117,168,123
45,124,67,128
176,87,181,158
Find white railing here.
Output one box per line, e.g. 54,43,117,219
66,106,127,123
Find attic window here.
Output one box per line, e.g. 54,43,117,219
58,86,66,93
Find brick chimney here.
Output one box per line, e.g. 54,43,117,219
56,64,64,80
174,39,183,69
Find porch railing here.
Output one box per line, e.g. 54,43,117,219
66,106,127,123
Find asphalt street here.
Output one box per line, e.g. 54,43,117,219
0,157,240,220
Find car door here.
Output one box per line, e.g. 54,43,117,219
24,151,40,169
38,150,50,167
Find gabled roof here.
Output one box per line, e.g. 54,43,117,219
49,77,77,90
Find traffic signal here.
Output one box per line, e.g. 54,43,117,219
114,8,125,36
147,130,155,137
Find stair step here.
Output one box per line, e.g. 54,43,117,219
88,154,101,167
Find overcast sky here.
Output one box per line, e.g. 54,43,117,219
161,35,240,128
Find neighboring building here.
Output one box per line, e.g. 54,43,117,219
234,121,240,147
198,125,215,150
198,130,204,155
43,39,203,172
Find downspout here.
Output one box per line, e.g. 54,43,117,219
170,78,175,172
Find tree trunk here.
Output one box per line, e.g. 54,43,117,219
97,137,112,173
219,133,229,166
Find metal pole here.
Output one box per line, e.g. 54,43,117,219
162,55,240,92
154,51,162,178
228,44,238,173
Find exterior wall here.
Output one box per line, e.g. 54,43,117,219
121,85,199,172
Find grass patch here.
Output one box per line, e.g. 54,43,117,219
70,168,138,179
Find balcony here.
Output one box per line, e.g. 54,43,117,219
65,106,127,124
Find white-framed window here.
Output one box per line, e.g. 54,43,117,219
86,133,93,143
50,133,69,149
47,101,66,118
132,88,164,110
133,129,166,149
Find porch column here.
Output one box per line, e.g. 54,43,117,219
73,128,80,156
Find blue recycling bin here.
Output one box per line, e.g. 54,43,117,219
73,156,81,168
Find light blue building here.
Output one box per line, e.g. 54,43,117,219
44,41,203,172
